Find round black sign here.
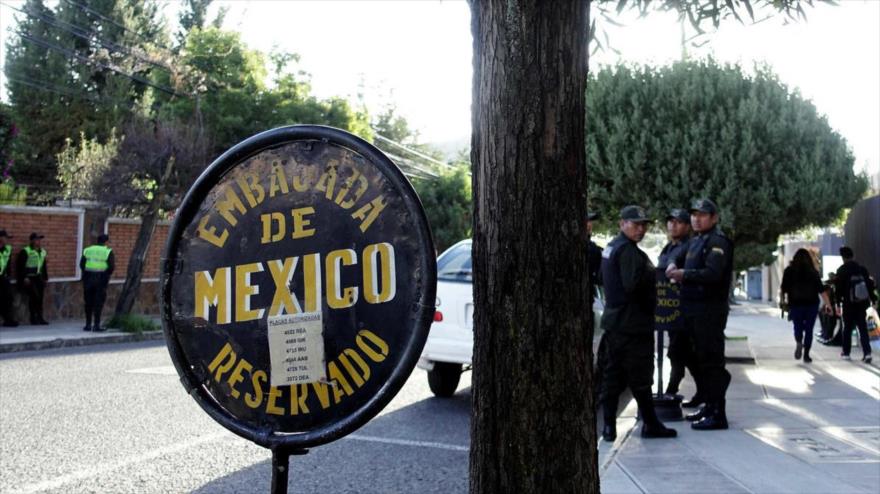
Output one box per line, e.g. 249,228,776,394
161,125,436,449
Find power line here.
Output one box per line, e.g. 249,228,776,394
384,151,439,180
18,33,185,97
62,0,174,56
372,132,455,170
0,1,174,75
6,75,138,112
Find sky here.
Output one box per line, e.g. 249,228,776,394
1,0,878,176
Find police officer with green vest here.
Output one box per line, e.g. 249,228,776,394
0,230,18,327
16,232,49,325
599,206,677,441
80,234,114,332
667,198,734,431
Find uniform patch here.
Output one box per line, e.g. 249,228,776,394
711,247,725,255
602,246,615,259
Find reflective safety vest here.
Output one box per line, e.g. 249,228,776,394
83,244,112,272
23,245,47,276
0,244,11,276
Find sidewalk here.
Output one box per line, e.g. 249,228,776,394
0,319,163,353
601,301,880,494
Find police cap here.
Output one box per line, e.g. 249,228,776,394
620,205,651,223
690,198,718,215
0,230,11,238
97,234,109,243
666,208,690,223
29,232,44,240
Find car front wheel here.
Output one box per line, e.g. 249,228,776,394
427,362,462,397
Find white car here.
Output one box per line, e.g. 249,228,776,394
418,240,474,397
419,239,604,397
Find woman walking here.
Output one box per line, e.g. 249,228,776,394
780,249,832,363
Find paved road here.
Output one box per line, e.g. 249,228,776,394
0,341,471,493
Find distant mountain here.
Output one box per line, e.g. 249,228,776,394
429,136,470,161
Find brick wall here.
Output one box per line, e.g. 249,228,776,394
0,206,82,279
107,220,170,281
0,205,167,320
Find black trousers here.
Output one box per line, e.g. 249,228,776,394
0,276,16,324
22,276,46,323
666,328,700,395
599,330,655,415
841,305,871,357
683,308,731,404
83,273,109,327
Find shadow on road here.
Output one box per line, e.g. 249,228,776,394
191,389,473,494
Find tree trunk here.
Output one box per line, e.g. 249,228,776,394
114,204,159,316
114,157,175,316
469,1,597,493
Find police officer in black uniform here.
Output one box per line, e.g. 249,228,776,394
667,198,734,430
599,206,677,441
657,208,702,406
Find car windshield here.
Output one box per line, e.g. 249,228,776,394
437,242,472,282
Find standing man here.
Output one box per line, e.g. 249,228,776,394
599,205,677,441
16,232,49,325
668,199,734,430
657,209,702,406
0,230,18,327
834,246,876,363
80,234,115,332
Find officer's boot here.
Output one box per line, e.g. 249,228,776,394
691,400,729,431
633,388,677,438
602,399,618,442
685,402,713,422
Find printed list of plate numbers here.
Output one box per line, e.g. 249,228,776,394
267,312,326,387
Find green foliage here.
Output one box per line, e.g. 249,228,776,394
157,27,370,155
586,59,868,271
4,0,168,186
107,313,159,333
56,131,121,201
413,163,473,252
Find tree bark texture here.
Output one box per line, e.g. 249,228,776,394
469,1,597,493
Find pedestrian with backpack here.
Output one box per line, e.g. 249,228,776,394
834,246,877,363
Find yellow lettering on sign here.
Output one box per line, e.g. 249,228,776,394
328,361,354,404
260,212,286,244
363,242,396,304
314,165,338,201
216,186,247,228
236,172,266,208
245,370,267,409
235,263,264,322
326,249,358,309
290,384,310,415
357,330,389,363
227,358,253,399
266,385,284,415
303,253,322,313
197,215,228,248
334,170,369,209
195,267,231,325
267,257,302,317
207,342,236,381
268,164,290,197
291,207,316,239
291,164,313,192
311,381,331,410
351,195,387,233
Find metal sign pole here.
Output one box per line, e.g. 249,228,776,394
270,448,308,494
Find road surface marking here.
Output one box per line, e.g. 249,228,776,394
347,434,468,451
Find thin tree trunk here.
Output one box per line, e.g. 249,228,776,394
469,1,597,493
114,157,175,316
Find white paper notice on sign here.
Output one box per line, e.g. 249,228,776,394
267,312,327,387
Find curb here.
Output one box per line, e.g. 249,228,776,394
0,331,165,354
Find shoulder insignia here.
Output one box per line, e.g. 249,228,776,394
711,247,725,255
602,245,614,259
